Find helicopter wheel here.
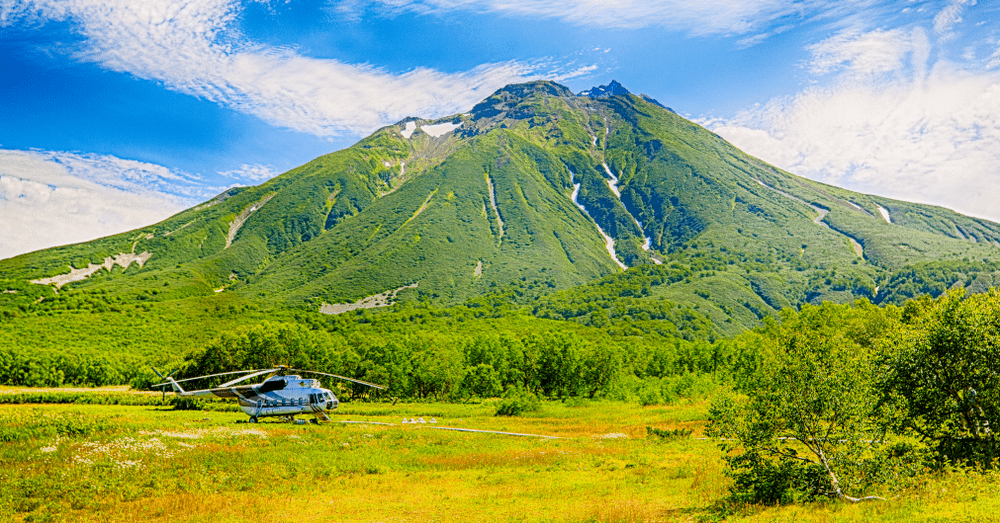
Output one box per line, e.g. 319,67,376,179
248,416,258,424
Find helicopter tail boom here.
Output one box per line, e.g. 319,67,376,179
151,367,188,395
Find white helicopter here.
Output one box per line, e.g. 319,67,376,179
152,366,385,423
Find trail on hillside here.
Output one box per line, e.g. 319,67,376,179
403,189,438,228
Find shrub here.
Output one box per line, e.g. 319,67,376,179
646,426,692,441
495,389,540,416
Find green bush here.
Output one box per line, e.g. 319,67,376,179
645,426,692,441
495,389,540,416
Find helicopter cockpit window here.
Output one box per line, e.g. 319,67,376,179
260,379,287,393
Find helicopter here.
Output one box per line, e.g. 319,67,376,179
151,366,385,423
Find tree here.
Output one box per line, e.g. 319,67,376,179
709,303,898,503
181,322,333,380
881,288,1000,463
461,363,503,398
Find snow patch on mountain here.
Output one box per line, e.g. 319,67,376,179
422,122,462,137
569,169,626,270
400,121,417,139
877,205,892,224
602,163,652,252
31,251,153,288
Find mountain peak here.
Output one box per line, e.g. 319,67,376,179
492,80,574,99
579,80,630,98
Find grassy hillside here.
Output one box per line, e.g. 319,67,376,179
3,80,1000,363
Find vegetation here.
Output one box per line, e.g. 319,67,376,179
708,289,1000,506
4,398,1000,522
5,80,1000,520
4,81,1000,338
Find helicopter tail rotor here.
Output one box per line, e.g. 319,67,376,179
151,367,186,398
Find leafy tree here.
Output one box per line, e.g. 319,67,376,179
461,363,503,398
881,288,1000,463
709,303,899,503
180,322,334,381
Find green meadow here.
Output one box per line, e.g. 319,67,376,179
3,396,1000,523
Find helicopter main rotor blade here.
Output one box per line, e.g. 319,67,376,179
217,366,289,388
288,369,386,390
216,369,278,389
151,369,268,389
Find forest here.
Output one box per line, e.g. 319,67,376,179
4,265,1000,504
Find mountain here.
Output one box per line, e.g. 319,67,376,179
579,80,631,98
4,79,1000,353
581,80,672,111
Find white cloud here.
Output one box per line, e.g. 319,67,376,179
934,0,975,41
218,163,278,182
0,149,217,259
340,0,875,37
708,64,1000,223
806,28,921,76
0,0,541,137
701,1,1000,224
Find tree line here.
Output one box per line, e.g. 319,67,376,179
169,319,729,403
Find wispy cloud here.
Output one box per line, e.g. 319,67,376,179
336,0,877,37
706,23,1000,223
806,28,926,77
217,163,278,182
934,0,976,41
0,0,542,137
0,149,219,259
695,0,1000,223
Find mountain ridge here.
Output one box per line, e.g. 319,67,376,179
3,80,1000,346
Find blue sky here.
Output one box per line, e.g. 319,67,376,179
2,0,1000,259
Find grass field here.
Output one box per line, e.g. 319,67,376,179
3,394,1000,522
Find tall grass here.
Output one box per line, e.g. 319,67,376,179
1,400,999,522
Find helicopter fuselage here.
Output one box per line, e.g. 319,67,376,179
180,375,340,422
153,366,383,423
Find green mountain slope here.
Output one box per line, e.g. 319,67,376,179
3,80,1000,346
